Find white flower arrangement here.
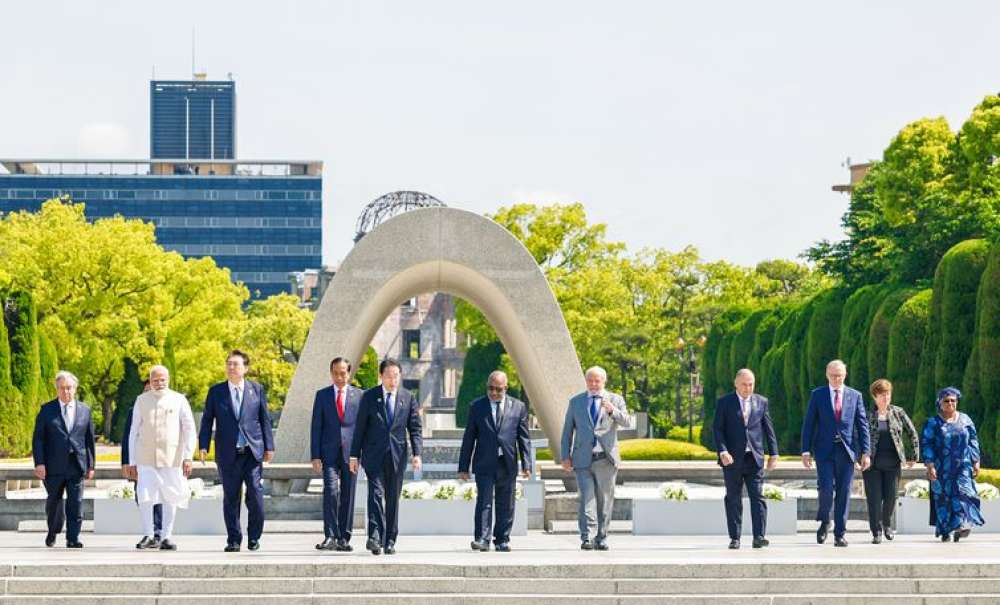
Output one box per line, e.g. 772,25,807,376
659,482,688,501
904,479,930,499
977,483,999,501
108,483,135,500
762,483,786,501
401,481,432,500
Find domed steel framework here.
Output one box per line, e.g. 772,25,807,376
354,191,446,242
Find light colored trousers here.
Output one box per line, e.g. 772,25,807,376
575,456,617,542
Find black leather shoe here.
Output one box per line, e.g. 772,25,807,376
495,542,511,552
872,534,882,544
954,528,971,542
941,533,952,542
471,540,489,551
224,543,240,552
883,528,894,541
159,539,177,550
336,540,353,552
581,540,594,550
384,542,396,555
45,533,56,548
728,539,740,549
752,538,768,549
367,538,382,555
594,541,609,551
816,522,830,544
834,536,848,547
66,541,83,549
316,537,336,551
136,536,160,550
248,540,260,551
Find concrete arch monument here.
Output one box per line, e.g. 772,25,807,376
274,206,585,463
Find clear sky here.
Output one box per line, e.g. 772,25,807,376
3,1,998,268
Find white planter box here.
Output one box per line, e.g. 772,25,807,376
94,498,247,535
896,497,1000,534
632,498,798,535
396,499,527,535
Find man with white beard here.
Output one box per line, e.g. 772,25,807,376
124,365,196,550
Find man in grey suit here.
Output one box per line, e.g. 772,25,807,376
560,366,631,550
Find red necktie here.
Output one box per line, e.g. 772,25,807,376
834,389,842,423
336,388,345,422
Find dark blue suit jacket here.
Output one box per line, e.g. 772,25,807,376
458,395,533,476
198,380,274,468
712,392,779,468
121,407,135,465
349,386,422,474
801,385,871,462
310,384,363,466
32,399,95,476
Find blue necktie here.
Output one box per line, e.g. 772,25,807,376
386,392,395,426
234,387,248,449
590,396,600,425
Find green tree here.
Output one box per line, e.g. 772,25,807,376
867,288,917,382
886,289,932,419
242,293,314,411
455,341,503,427
353,346,380,390
968,246,1000,463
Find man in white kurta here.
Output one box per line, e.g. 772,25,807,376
126,365,196,550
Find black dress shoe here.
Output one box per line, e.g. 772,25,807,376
954,528,971,542
728,539,740,550
366,538,382,555
883,528,894,541
495,542,511,552
159,539,177,550
580,540,594,550
136,536,160,550
316,537,336,551
66,541,83,549
224,543,241,552
834,537,848,547
594,541,609,551
336,540,353,552
384,542,396,555
248,540,260,551
471,540,489,551
45,533,56,548
816,522,830,544
872,534,882,544
941,533,952,542
752,538,769,549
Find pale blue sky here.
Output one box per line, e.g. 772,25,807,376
3,1,998,267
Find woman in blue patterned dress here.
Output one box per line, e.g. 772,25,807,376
921,387,983,542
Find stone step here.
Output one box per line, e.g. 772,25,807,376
6,576,1000,596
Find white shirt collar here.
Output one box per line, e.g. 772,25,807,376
229,380,245,392
382,386,396,399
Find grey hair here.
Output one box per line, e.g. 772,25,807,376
54,371,79,388
487,370,508,384
826,359,847,372
149,365,170,378
734,368,755,382
585,366,608,381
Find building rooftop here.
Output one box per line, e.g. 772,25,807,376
0,159,322,178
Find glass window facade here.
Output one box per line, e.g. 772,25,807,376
150,80,236,160
0,171,321,299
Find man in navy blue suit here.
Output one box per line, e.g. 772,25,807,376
801,359,871,547
199,350,274,552
121,379,161,543
713,369,779,549
349,358,422,555
458,370,532,552
32,371,95,548
310,356,364,551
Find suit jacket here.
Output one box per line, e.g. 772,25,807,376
868,404,920,464
121,406,135,465
349,385,422,474
32,399,96,476
712,392,779,468
458,395,532,477
198,380,275,468
310,384,363,466
560,390,631,469
801,385,871,462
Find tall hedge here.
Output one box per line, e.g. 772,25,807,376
867,288,917,382
762,342,790,451
455,341,504,427
886,289,932,420
700,307,750,449
805,289,849,388
729,309,769,375
111,358,145,444
748,306,789,373
0,304,19,456
838,285,885,391
969,246,1000,464
783,303,814,450
37,330,58,402
915,239,990,421
7,291,40,409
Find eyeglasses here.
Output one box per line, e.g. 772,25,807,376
487,385,507,392
942,398,958,403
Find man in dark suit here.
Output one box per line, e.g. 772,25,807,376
310,356,363,551
31,371,95,548
713,368,779,549
121,379,161,542
349,358,422,555
801,359,871,547
458,370,532,552
199,350,275,552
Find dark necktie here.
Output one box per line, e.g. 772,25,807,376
834,389,842,423
386,392,395,426
590,396,600,425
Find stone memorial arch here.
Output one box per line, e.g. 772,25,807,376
273,206,585,463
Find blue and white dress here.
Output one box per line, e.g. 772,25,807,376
921,412,984,536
